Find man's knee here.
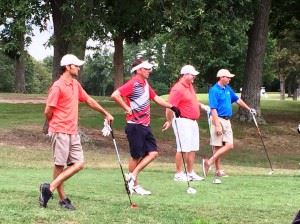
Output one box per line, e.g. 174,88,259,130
73,162,85,171
226,143,234,150
149,151,158,159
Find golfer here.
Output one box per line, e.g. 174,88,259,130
202,69,256,178
39,54,113,209
111,58,180,195
162,65,209,182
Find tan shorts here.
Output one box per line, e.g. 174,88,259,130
50,132,84,166
210,118,233,146
172,117,199,152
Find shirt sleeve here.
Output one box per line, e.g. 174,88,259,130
168,88,183,106
208,87,218,109
228,86,239,103
77,82,89,102
149,85,157,100
118,80,134,97
46,86,60,108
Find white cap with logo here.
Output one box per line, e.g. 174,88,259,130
60,54,85,66
216,69,235,78
180,65,199,75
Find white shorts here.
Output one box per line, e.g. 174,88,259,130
172,118,199,152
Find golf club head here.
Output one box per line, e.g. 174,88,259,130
268,170,274,175
187,187,197,194
130,203,138,209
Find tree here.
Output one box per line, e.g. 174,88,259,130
48,0,98,80
0,0,48,92
81,51,113,96
0,45,14,92
92,0,166,89
270,0,300,100
238,0,272,122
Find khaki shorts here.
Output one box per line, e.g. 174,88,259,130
50,132,84,166
172,118,199,152
210,118,233,146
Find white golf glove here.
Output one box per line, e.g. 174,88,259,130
203,105,211,113
249,108,257,116
101,119,112,137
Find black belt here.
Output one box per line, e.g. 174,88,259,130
219,116,230,120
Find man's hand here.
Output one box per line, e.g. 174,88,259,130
170,106,181,118
249,108,257,116
42,119,49,135
162,121,172,132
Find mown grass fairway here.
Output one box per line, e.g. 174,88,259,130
0,93,299,224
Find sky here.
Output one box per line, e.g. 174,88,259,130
26,25,53,61
26,23,110,61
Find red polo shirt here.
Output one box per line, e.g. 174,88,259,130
168,81,200,120
47,77,89,134
118,75,156,126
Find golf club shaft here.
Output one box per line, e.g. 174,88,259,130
206,111,214,151
251,114,274,171
174,118,191,188
110,129,134,206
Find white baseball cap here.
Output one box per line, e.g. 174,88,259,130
216,69,235,78
60,54,85,66
180,65,199,75
130,60,153,73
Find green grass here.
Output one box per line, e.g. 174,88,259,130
0,146,300,224
0,93,300,223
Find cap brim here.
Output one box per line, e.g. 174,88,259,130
75,60,85,66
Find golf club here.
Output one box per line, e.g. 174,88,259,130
173,117,197,194
251,112,274,175
109,125,138,208
207,111,222,184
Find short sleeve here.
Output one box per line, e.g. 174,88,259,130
46,86,60,108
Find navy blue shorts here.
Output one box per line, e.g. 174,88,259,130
125,123,157,159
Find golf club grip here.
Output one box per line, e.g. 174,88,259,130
110,126,115,139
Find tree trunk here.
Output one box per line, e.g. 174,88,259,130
279,74,285,100
113,36,125,90
69,36,87,82
50,0,70,81
237,0,272,123
14,32,26,93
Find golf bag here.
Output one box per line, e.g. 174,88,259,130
292,210,300,224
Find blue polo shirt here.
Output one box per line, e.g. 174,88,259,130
208,83,239,117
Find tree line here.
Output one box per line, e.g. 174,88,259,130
0,0,299,120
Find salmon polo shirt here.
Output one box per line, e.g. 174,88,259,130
168,81,200,120
47,78,89,135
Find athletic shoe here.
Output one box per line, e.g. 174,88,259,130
174,172,190,181
59,197,76,210
133,185,151,195
39,183,53,208
212,178,222,184
202,159,210,177
215,170,229,178
125,173,135,195
188,171,205,181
